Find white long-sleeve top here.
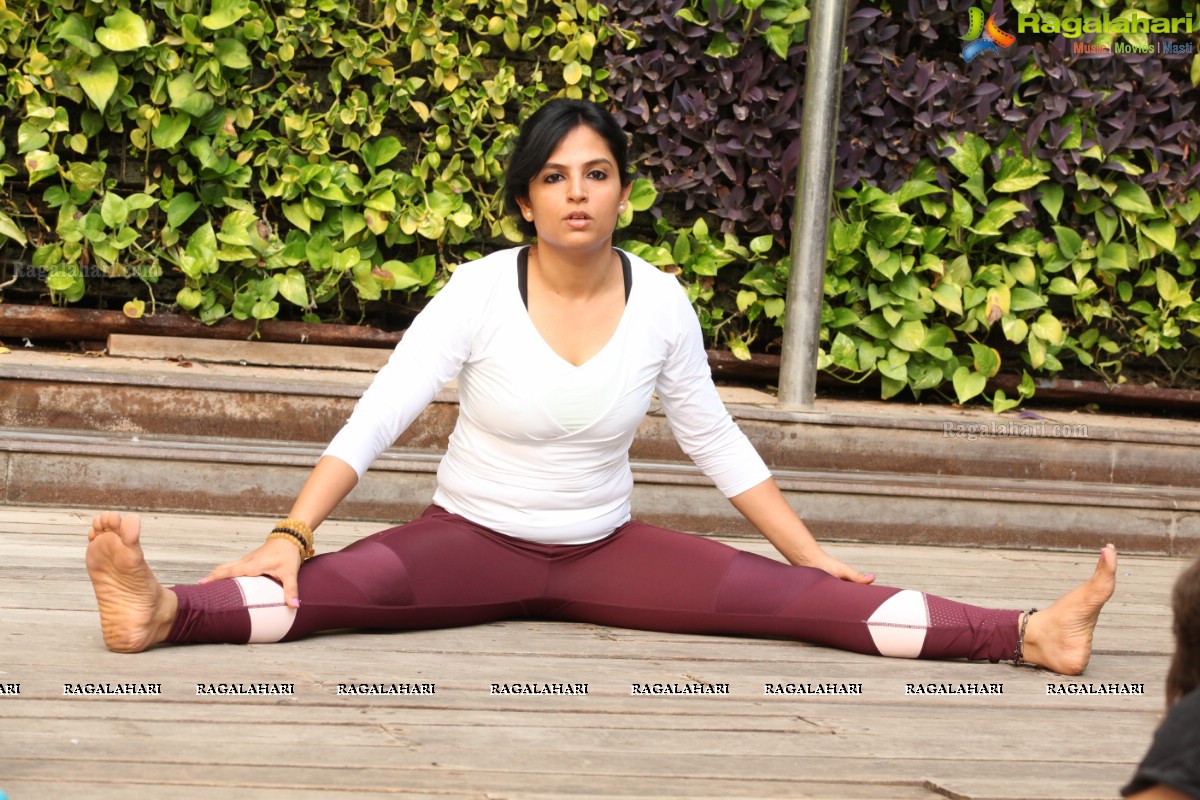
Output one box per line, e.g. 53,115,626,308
323,246,772,544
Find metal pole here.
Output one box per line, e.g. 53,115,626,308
777,0,850,409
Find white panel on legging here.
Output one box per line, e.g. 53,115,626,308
866,589,929,658
234,576,296,643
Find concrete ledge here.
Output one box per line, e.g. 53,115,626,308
2,427,1196,555
4,355,1200,489
3,348,1198,555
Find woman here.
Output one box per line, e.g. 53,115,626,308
1123,554,1200,799
86,99,1116,673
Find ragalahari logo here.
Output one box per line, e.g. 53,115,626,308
961,7,1016,62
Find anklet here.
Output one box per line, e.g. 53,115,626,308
1013,608,1037,666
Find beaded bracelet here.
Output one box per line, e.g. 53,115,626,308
268,518,315,559
267,530,310,559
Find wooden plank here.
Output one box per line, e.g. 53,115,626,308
107,333,390,372
0,504,1188,799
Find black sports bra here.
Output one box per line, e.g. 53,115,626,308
517,246,632,309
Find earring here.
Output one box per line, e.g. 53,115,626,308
619,203,626,212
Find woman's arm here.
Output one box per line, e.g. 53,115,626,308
201,456,359,607
729,477,875,583
286,455,360,530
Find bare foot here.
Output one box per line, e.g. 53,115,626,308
1019,544,1117,675
85,512,177,653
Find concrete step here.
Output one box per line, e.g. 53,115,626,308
2,349,1198,555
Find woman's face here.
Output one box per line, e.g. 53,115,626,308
517,124,631,254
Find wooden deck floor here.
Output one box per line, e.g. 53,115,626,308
0,506,1190,800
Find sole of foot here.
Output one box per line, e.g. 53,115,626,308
85,511,175,653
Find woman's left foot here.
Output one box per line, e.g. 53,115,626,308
1020,544,1117,675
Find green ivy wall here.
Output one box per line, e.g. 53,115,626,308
1,0,1199,408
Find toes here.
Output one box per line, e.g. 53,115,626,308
118,514,142,545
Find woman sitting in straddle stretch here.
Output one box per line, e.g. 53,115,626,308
86,99,1116,673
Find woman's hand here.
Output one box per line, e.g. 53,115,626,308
794,548,876,584
200,537,304,608
729,479,876,584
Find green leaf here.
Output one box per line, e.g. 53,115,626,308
1027,333,1046,369
1157,268,1183,303
1001,314,1029,344
100,193,128,227
168,74,214,118
1039,184,1064,221
202,0,251,30
1017,371,1036,399
166,192,201,228
214,38,251,69
251,299,280,320
888,320,926,353
857,314,890,339
151,114,190,150
1140,220,1176,251
749,235,774,255
945,133,990,179
1175,191,1200,225
562,61,583,85
896,180,942,207
282,203,311,233
176,287,203,310
54,13,101,57
275,269,309,306
880,375,905,400
1047,277,1078,295
1112,182,1155,215
0,211,28,245
363,137,403,169
930,282,963,315
627,178,657,212
17,123,49,155
1053,226,1082,260
877,349,909,382
763,25,790,58
969,343,1001,377
77,56,119,113
992,390,1021,414
830,332,859,370
952,366,987,404
95,10,149,52
1007,288,1043,312
25,150,60,186
1095,210,1119,243
1031,312,1065,346
306,233,335,270
971,199,1027,235
868,213,911,248
993,155,1048,192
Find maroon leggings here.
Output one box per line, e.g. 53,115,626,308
168,505,1021,661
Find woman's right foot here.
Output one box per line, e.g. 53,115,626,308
1019,544,1117,675
85,512,177,653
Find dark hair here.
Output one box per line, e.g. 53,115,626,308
503,99,632,239
1167,552,1200,706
